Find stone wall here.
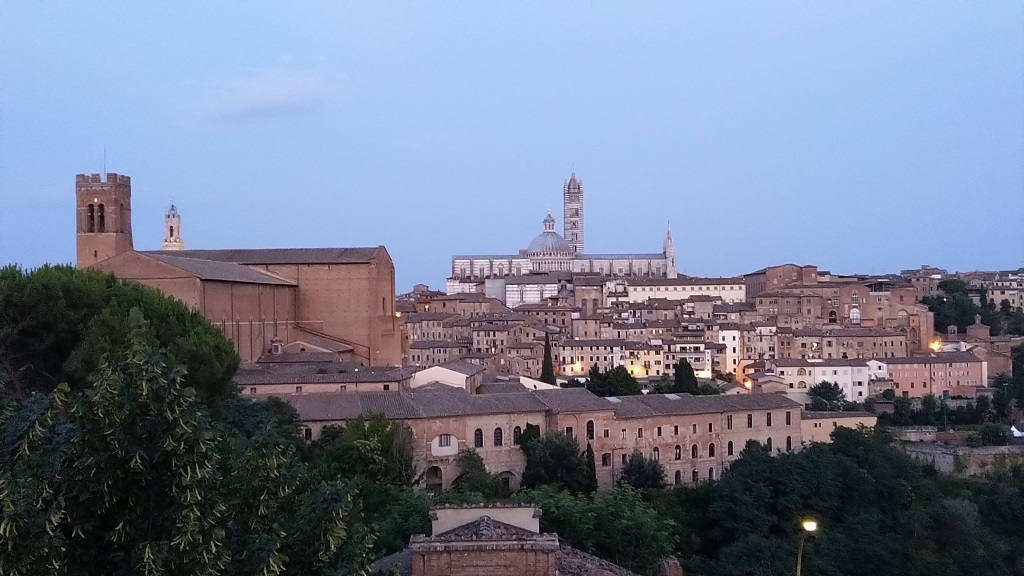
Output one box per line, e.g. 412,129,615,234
903,442,1024,476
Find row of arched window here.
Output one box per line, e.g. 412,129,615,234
674,468,716,484
474,426,523,448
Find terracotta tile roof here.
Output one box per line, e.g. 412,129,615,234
803,410,875,419
439,359,486,376
285,388,551,422
144,247,384,264
624,276,745,287
533,387,617,413
772,358,871,368
235,364,418,385
143,253,296,285
883,352,982,365
476,381,531,394
409,340,470,350
256,351,337,363
402,312,460,323
558,339,626,348
606,392,800,419
792,327,903,337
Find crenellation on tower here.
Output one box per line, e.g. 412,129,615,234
75,172,134,268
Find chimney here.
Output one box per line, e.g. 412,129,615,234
657,557,683,576
270,338,284,355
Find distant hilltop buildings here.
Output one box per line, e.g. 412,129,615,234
448,172,677,295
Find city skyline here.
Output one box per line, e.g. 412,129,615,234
2,2,1022,290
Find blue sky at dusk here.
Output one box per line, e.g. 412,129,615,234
1,2,1021,290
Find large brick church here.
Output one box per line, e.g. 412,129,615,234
75,172,402,366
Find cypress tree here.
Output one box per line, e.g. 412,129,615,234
540,331,557,384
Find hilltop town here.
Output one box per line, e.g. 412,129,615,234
3,170,1019,576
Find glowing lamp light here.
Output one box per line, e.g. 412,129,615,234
802,520,818,533
743,381,752,389
929,340,942,352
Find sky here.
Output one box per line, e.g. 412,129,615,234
1,2,1022,291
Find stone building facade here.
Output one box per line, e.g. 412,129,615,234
76,172,402,366
286,385,803,491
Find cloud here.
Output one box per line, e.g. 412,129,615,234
200,67,334,122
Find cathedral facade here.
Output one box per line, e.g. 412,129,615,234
448,173,675,293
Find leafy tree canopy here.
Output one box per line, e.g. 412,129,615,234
585,365,642,397
0,310,374,576
618,450,667,491
0,265,239,403
520,431,594,494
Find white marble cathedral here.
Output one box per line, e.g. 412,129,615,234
447,173,676,293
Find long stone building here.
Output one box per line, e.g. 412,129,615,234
75,172,402,365
448,173,676,294
287,383,803,491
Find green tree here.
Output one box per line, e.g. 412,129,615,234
966,422,1009,447
583,442,599,494
520,431,592,493
0,265,239,403
890,395,914,425
307,413,416,487
808,381,846,411
585,365,642,397
0,309,374,576
539,332,557,385
618,450,667,491
451,449,507,499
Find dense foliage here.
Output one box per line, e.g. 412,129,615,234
0,310,375,575
651,359,721,396
520,428,597,494
565,365,642,397
618,450,667,491
0,265,239,403
921,278,1024,336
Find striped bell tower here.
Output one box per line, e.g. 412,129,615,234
562,172,584,254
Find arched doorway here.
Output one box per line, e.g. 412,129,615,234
425,466,443,493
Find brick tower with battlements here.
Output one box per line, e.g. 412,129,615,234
75,173,134,268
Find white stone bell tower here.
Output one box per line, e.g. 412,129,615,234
162,204,185,251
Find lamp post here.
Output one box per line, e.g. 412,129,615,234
796,519,818,576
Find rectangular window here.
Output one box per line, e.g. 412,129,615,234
727,415,733,430
603,428,610,438
621,429,627,439
439,434,452,447
708,422,713,433
767,413,773,427
785,411,792,425
383,384,390,391
601,453,611,467
674,425,679,435
249,387,257,394
692,424,697,434
295,386,303,393
622,454,628,465
657,426,663,437
747,414,753,428
637,428,644,438
565,426,573,437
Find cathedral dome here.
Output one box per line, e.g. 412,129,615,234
526,213,571,254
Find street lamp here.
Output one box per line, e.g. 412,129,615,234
796,519,818,576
